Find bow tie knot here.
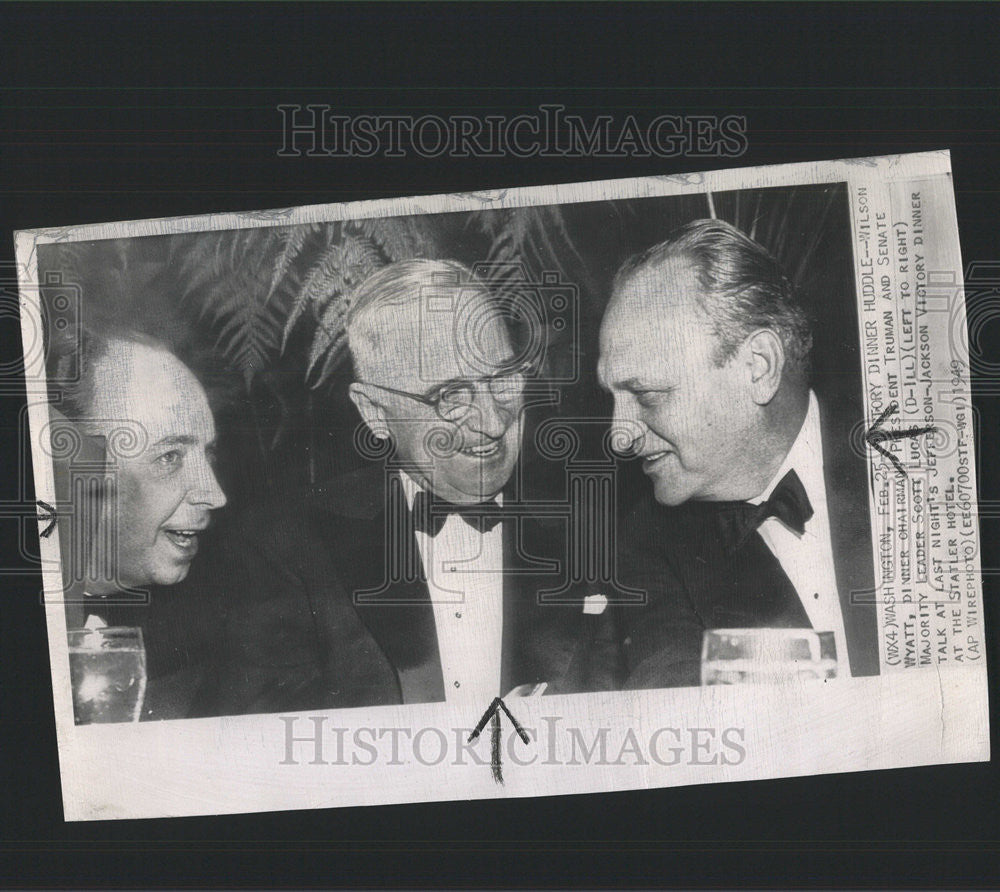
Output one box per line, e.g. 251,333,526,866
716,469,814,551
411,490,503,536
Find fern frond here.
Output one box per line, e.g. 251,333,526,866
266,222,323,303
339,231,383,286
282,240,348,352
353,216,441,264
306,320,348,385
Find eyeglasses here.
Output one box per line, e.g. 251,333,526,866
362,361,532,423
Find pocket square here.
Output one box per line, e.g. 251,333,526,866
583,593,608,615
505,682,548,698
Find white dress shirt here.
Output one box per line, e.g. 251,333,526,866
81,595,108,629
400,473,505,706
83,611,107,630
749,391,849,673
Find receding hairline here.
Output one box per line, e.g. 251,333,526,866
606,253,707,330
608,218,813,371
345,258,488,327
89,336,189,380
346,260,509,380
86,338,208,416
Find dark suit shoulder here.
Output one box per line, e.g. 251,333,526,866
620,488,719,563
302,463,387,520
222,464,384,542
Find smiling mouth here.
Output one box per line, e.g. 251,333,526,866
163,529,203,553
642,450,673,469
460,441,502,459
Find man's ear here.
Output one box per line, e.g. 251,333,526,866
348,383,390,440
746,328,785,405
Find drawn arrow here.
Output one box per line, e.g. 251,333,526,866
865,401,937,477
469,696,531,785
36,501,57,539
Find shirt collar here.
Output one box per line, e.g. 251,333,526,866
398,471,504,510
749,390,826,510
399,471,422,511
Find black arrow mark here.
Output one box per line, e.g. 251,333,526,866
865,401,937,477
469,697,531,785
36,501,57,539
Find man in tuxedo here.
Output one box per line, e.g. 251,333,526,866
598,219,878,688
206,259,621,716
52,332,228,719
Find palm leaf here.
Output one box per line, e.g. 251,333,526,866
300,232,383,386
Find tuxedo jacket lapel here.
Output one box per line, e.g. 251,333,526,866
311,468,614,704
819,398,879,676
499,515,579,696
328,471,445,704
500,510,626,696
675,395,877,676
687,395,878,675
675,506,810,630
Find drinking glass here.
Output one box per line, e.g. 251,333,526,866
701,628,839,685
68,627,147,724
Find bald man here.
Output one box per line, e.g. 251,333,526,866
55,333,226,607
600,220,878,688
50,332,227,721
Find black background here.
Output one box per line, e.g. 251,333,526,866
2,2,999,888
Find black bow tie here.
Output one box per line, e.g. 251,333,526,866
411,490,503,537
715,469,814,551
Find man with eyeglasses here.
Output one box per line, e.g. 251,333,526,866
346,260,527,512
204,259,621,716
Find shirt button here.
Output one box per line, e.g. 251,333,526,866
813,592,820,599
455,612,462,619
453,680,461,688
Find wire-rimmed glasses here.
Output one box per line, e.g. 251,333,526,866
361,360,533,422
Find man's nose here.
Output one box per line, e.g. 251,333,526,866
610,396,645,456
187,457,227,510
463,387,512,438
